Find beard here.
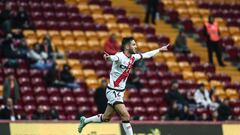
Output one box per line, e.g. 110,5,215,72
129,49,136,54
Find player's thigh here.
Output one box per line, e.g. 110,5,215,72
103,104,115,119
114,103,130,118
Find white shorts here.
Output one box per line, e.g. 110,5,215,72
106,87,125,106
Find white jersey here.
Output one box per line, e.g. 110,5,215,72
108,52,142,90
107,48,161,90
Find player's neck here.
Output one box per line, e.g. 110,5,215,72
123,51,131,58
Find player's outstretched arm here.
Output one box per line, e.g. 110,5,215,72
103,52,119,62
141,44,169,59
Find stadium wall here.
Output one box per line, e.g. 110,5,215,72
0,121,240,135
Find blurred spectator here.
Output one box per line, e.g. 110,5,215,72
194,84,219,109
185,91,197,110
28,43,53,70
15,39,29,59
32,106,48,120
174,30,190,54
41,35,64,60
60,64,79,88
211,111,218,121
144,0,159,24
0,3,14,33
2,33,17,58
0,98,16,120
166,101,180,120
165,80,186,108
3,74,20,104
94,78,108,114
12,29,24,39
48,107,59,120
104,33,119,55
14,6,30,29
126,68,143,89
217,99,231,121
199,113,211,121
134,60,147,73
203,16,225,66
187,109,197,120
44,63,65,87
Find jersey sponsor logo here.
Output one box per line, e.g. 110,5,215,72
120,64,128,69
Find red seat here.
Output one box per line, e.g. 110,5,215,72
142,97,155,106
43,12,56,20
49,96,62,105
128,88,139,98
75,96,88,106
20,86,33,95
63,96,75,105
59,113,66,120
14,104,24,115
3,68,15,75
139,88,153,97
65,105,77,114
31,77,45,86
67,114,76,120
47,87,60,96
128,16,140,25
24,104,36,115
73,88,88,96
16,68,29,77
33,86,46,96
29,69,43,78
129,97,142,106
52,105,64,113
133,106,146,116
22,95,35,104
60,88,73,96
18,77,31,86
158,106,167,116
36,96,49,105
146,106,158,115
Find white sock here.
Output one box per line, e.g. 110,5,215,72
84,114,102,123
122,122,133,135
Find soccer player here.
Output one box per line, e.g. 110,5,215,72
78,37,169,135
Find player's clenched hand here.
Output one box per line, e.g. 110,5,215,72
103,52,110,60
159,44,170,51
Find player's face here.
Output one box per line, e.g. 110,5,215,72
129,40,137,54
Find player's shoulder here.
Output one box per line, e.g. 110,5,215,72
115,52,124,57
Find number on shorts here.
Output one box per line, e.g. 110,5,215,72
113,91,120,98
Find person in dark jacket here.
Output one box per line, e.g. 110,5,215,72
48,107,59,120
0,3,15,33
165,80,186,108
0,98,17,120
217,99,231,121
94,78,108,114
3,74,20,104
60,64,79,88
144,0,159,24
174,30,190,54
14,6,29,29
32,106,48,120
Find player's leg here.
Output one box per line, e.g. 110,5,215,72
114,103,133,135
78,104,115,133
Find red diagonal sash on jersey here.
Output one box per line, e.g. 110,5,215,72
114,56,135,87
